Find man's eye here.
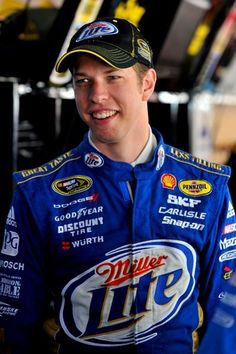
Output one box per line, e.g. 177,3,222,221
75,78,89,85
108,75,120,80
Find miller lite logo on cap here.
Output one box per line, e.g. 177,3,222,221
76,21,118,42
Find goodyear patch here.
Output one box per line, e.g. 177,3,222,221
52,176,92,196
179,180,212,196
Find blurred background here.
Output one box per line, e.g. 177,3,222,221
1,0,236,236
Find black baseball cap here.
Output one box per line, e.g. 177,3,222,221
55,17,154,73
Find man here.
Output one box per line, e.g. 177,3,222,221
0,17,236,354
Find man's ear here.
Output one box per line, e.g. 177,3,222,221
142,68,157,101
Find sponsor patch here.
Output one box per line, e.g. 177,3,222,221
57,217,104,235
179,180,212,196
6,207,17,228
219,250,236,262
1,230,19,256
60,240,196,347
0,301,18,316
224,223,236,235
161,216,205,231
20,151,74,179
54,206,103,222
156,145,165,170
0,260,24,271
84,152,104,168
137,38,152,63
159,207,206,220
167,194,201,208
0,276,21,299
170,147,225,172
52,176,92,196
61,236,104,251
220,236,236,250
223,266,233,280
53,193,99,208
161,173,177,189
227,201,235,218
76,21,118,42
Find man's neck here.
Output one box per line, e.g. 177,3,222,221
88,126,156,164
131,127,157,166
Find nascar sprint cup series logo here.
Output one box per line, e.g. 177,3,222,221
52,176,92,196
60,240,196,346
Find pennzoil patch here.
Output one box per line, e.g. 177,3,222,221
179,180,212,197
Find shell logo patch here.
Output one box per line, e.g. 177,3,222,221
179,180,212,196
161,173,177,189
52,175,92,196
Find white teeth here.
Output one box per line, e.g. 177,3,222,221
92,110,116,119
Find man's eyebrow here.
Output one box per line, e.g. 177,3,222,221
73,71,87,77
74,68,121,76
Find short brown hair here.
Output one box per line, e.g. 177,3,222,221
133,62,153,87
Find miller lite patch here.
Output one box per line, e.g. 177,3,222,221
60,240,196,346
84,153,104,168
76,21,118,42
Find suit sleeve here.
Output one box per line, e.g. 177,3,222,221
197,272,236,354
0,185,51,354
198,185,236,339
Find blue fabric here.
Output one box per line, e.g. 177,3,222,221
0,129,235,354
197,273,236,354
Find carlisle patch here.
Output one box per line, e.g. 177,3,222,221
52,176,92,196
179,180,212,196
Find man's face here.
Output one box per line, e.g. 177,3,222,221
72,54,156,148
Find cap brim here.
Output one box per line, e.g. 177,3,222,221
55,43,137,73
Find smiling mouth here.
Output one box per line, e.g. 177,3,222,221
92,110,117,120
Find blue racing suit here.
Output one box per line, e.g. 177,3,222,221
197,272,236,354
0,129,236,353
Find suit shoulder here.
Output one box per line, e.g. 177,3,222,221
166,146,231,178
14,149,81,185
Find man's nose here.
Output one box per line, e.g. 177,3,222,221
89,81,108,103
